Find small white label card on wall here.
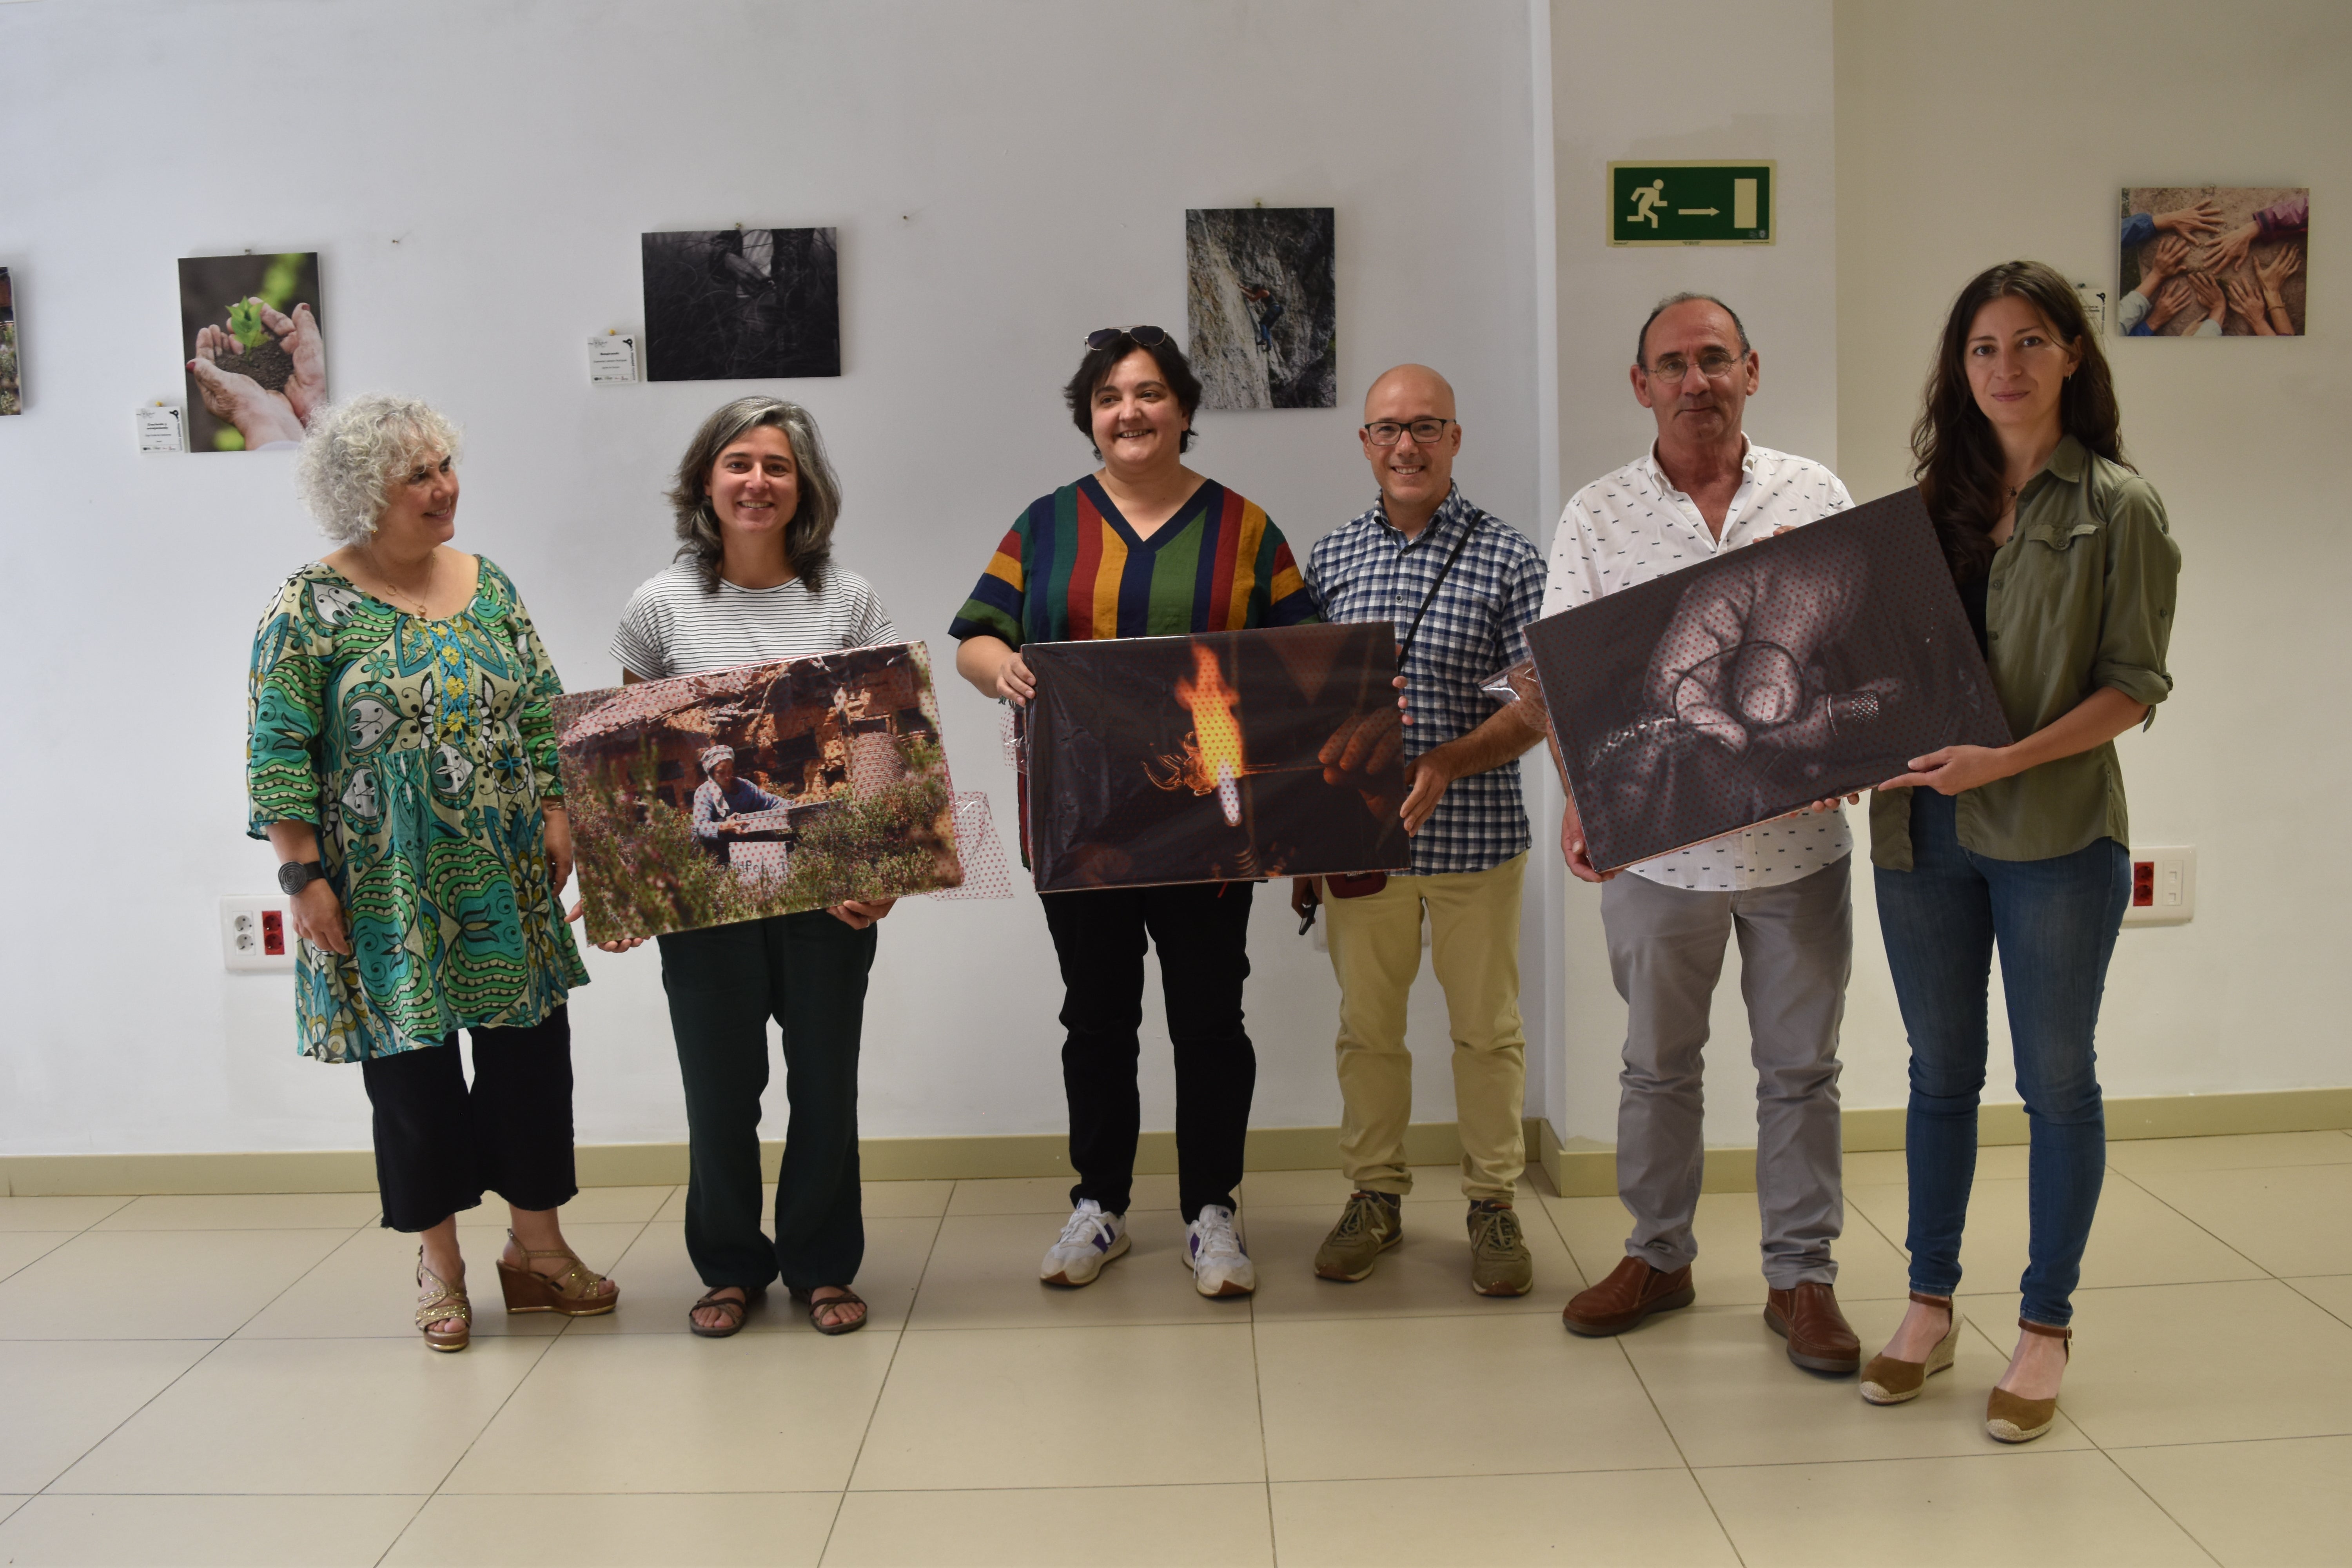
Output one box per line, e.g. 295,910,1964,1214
588,331,639,384
137,402,186,452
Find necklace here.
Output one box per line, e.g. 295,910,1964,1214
359,548,435,617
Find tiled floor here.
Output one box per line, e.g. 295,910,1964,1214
2,1129,2349,1565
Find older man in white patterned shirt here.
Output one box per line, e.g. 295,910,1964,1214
1541,293,1864,1378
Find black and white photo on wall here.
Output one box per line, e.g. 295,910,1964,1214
1186,207,1336,410
176,252,325,452
642,227,841,381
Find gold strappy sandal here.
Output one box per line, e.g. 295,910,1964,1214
416,1252,471,1353
495,1230,620,1317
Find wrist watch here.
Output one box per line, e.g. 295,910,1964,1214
278,860,328,895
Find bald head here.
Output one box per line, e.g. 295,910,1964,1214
1358,364,1463,537
1363,363,1457,421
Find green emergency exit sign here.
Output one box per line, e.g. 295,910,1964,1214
1608,162,1775,246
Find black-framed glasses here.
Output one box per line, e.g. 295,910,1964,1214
1363,418,1454,446
1643,349,1745,384
1085,325,1171,350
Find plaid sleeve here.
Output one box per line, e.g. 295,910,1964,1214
1495,533,1547,669
947,514,1031,647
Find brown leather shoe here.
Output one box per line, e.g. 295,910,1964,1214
1764,1281,1861,1374
1562,1256,1695,1336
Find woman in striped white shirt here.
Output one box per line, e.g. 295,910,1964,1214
598,396,897,1338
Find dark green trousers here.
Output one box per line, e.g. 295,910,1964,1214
656,909,875,1293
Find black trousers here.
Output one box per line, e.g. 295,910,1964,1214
1039,881,1256,1221
657,909,875,1293
359,1005,578,1233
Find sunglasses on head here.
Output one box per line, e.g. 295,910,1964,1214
1084,325,1171,350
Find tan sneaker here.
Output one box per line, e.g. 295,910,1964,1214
1313,1190,1403,1281
1468,1200,1534,1296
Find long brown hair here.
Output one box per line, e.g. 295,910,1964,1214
1910,260,2126,583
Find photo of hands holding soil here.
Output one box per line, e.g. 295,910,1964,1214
2119,187,2306,337
178,251,325,450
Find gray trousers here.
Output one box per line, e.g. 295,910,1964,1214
1601,855,1851,1289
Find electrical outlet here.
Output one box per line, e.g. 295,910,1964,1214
2122,846,2195,927
221,895,296,971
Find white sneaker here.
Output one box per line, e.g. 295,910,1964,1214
1040,1200,1129,1287
1183,1205,1256,1297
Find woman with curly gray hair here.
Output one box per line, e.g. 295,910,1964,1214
246,392,618,1352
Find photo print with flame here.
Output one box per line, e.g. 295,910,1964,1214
1521,488,2011,873
552,642,988,943
1020,622,1411,891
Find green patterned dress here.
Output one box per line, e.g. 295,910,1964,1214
246,558,590,1062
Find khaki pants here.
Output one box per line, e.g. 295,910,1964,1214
1323,853,1526,1201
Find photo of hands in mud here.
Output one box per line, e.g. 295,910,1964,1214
177,252,325,452
2119,187,2306,338
1524,488,2011,873
1022,622,1412,891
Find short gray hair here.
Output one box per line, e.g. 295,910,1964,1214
1635,292,1752,369
296,394,463,542
667,396,843,594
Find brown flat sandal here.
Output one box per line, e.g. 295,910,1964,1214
1986,1318,2072,1443
689,1285,764,1339
794,1285,868,1336
415,1252,471,1353
496,1230,619,1317
1860,1292,1962,1406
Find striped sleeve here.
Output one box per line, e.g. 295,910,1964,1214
850,576,901,646
948,509,1033,647
609,577,673,681
1256,519,1320,628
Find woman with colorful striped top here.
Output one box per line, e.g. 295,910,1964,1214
951,327,1318,1299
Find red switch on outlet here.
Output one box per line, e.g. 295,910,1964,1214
261,909,287,956
2131,861,2156,907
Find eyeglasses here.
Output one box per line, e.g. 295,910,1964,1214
1642,349,1745,384
1363,418,1454,446
1085,325,1171,350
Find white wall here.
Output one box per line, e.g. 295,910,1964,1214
0,0,1547,1156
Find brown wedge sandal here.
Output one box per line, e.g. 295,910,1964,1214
689,1285,764,1339
416,1252,471,1353
1985,1318,2072,1443
496,1230,620,1318
1860,1292,1962,1405
793,1285,868,1336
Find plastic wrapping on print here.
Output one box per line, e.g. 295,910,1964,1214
1020,623,1412,892
926,793,1016,900
1521,488,2011,873
552,641,965,943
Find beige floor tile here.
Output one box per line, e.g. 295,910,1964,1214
1238,1164,1538,1209
91,1192,381,1231
944,1173,1181,1216
852,1323,1263,1490
2285,1273,2352,1327
0,1494,420,1566
2107,1130,2352,1177
0,1232,74,1284
1271,1469,1737,1567
862,1179,955,1218
51,1336,546,1494
0,1196,132,1232
1698,1448,2208,1566
1846,1173,2265,1291
1842,1142,2031,1185
2109,1434,2352,1568
826,1483,1272,1566
235,1220,642,1340
2005,1279,2352,1447
1256,1313,1681,1481
443,1330,897,1494
384,1490,837,1566
2128,1162,2352,1276
0,1227,353,1339
1241,1203,1582,1322
1617,1299,2092,1467
906,1210,1243,1330
556,1185,678,1223
1542,1190,1914,1307
565,1216,935,1336
0,1339,212,1492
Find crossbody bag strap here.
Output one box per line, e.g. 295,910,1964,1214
1394,512,1482,666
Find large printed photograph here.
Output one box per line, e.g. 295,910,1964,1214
642,227,842,381
0,267,18,416
1525,488,2010,872
1022,622,1410,891
177,252,325,451
2118,186,2306,337
554,642,962,942
1185,207,1336,410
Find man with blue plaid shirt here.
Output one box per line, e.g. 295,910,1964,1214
1296,364,1548,1297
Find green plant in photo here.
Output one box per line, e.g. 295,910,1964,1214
259,252,305,309
226,297,269,350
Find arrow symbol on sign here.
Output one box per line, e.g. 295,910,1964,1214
1677,207,1719,216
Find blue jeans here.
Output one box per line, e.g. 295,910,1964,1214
1874,789,2129,1326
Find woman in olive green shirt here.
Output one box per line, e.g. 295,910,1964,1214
1857,262,2180,1445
